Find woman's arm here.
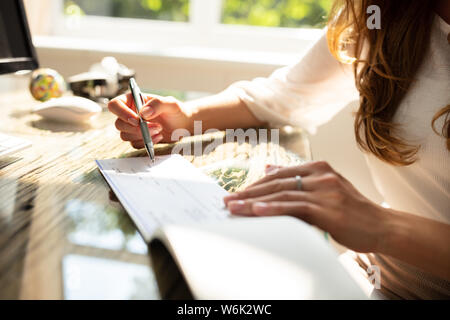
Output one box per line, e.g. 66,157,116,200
183,90,266,133
108,31,358,147
224,161,450,281
380,210,450,281
107,89,264,146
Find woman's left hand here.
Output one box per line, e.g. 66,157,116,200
223,161,391,253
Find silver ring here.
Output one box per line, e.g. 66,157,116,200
295,175,302,191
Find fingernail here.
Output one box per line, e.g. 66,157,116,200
253,202,269,214
228,200,245,213
128,118,139,126
153,134,163,143
150,127,162,135
141,107,154,119
266,167,278,175
223,193,239,204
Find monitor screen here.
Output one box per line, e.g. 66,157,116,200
0,0,38,75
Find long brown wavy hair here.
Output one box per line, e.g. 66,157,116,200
327,0,449,165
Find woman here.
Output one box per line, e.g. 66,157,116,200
108,0,450,299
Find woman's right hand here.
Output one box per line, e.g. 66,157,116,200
108,93,191,149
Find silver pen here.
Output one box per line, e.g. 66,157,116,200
129,77,155,163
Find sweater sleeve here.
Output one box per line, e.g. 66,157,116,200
227,30,359,134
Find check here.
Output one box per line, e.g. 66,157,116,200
96,154,230,241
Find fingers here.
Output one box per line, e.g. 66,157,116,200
108,93,164,123
115,118,162,134
119,127,162,142
224,162,339,205
121,92,157,111
224,174,320,205
265,164,283,173
108,94,139,125
224,177,302,205
247,163,314,189
252,201,320,224
109,93,180,153
227,190,313,216
140,96,180,121
129,134,164,149
130,140,145,149
246,161,337,190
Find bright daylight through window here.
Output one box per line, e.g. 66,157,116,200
64,0,333,28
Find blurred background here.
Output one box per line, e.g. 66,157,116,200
19,0,331,99
62,0,331,27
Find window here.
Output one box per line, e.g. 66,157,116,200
64,0,189,22
63,0,332,29
222,0,333,28
55,0,326,57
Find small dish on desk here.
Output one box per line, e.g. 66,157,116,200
32,96,102,124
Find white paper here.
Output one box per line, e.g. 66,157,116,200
96,154,230,241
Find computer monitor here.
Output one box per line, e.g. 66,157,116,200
0,0,38,75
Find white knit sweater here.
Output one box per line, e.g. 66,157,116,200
229,15,450,299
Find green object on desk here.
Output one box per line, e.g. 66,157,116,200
209,167,249,193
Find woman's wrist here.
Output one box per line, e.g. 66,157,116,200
375,207,410,255
181,98,221,134
177,101,195,133
371,207,450,280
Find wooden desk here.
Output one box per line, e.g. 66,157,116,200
0,90,311,299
